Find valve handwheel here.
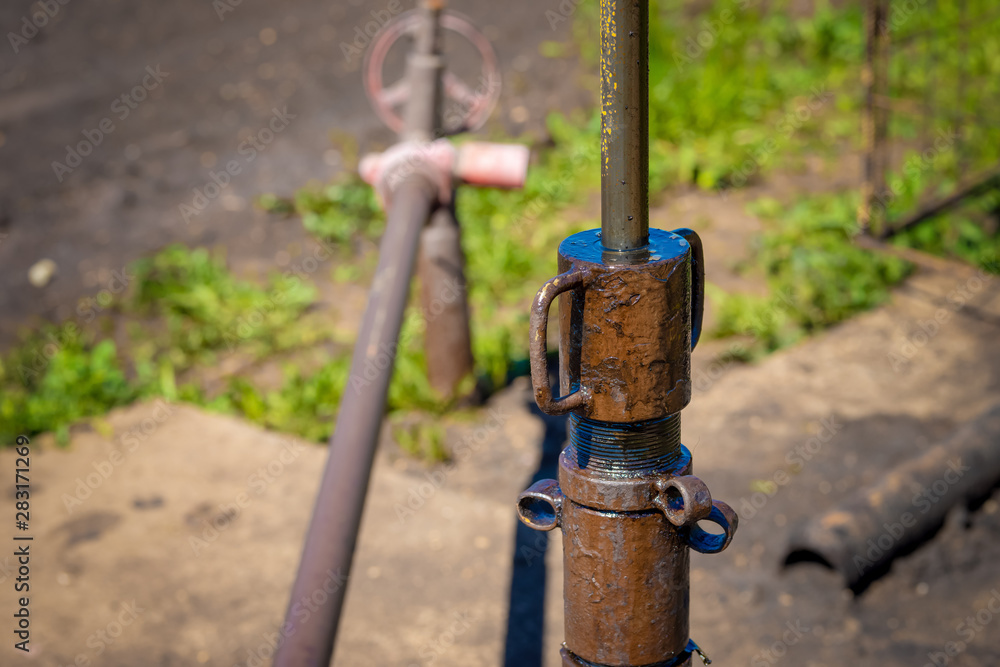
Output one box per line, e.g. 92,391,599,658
363,9,502,135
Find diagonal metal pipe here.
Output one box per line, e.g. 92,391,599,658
275,3,527,664
272,175,437,667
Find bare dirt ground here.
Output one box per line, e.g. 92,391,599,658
0,0,591,348
2,1,1000,666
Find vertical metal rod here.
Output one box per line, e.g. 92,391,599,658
874,0,889,231
860,0,875,232
403,0,476,399
861,0,888,234
600,0,649,254
957,0,969,177
403,0,445,142
921,0,933,170
273,176,437,667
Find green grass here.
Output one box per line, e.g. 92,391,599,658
0,327,136,444
0,246,323,445
645,0,864,190
129,245,318,363
709,192,914,356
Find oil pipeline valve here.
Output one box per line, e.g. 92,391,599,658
273,3,528,666
358,0,527,399
516,1,738,666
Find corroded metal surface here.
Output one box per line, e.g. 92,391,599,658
522,223,737,665
529,228,700,422
557,228,695,423
561,502,691,665
418,203,475,398
274,175,438,667
558,416,687,512
786,402,1000,590
519,3,736,665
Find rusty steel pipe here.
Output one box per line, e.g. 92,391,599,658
403,0,445,142
786,402,1000,591
519,3,736,666
523,229,730,667
272,175,437,667
407,0,475,400
418,200,475,398
278,5,528,663
524,263,732,666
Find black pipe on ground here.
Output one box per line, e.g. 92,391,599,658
785,402,1000,592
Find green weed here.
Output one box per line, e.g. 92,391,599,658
0,327,135,444
710,192,912,356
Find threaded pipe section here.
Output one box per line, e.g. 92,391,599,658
568,413,681,475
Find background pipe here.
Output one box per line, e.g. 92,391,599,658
273,175,437,667
785,402,1000,591
419,200,475,398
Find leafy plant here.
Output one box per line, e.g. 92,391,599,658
129,244,317,363
272,176,384,246
711,192,913,355
0,327,135,444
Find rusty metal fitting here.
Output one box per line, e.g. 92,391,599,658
523,445,738,553
686,500,738,555
360,140,529,208
569,413,683,474
655,475,713,527
530,227,704,422
418,203,475,398
359,139,457,207
519,417,737,667
557,415,688,512
517,479,564,532
517,3,738,665
523,437,737,545
518,471,735,667
521,222,739,666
